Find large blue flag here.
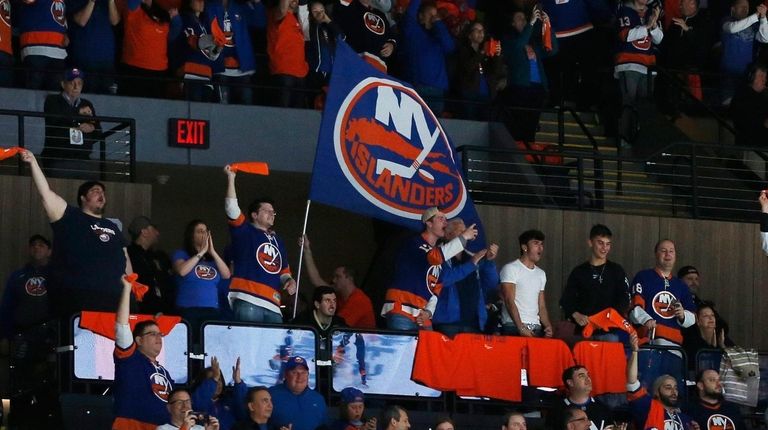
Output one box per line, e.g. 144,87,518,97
309,41,485,248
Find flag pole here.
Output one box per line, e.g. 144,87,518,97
292,199,312,319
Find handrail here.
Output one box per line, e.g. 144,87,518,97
0,109,136,182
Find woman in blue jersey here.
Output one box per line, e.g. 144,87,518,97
172,219,231,342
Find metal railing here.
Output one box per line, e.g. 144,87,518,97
458,139,766,222
0,109,136,182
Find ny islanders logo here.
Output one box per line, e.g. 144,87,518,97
195,265,217,280
150,372,172,402
707,414,735,430
363,12,384,35
652,291,678,319
256,242,282,274
0,0,10,28
425,264,441,296
334,78,467,220
25,276,47,296
51,0,66,27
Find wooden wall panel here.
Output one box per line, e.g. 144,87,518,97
752,234,768,350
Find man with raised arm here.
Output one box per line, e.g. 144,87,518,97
19,150,132,318
114,275,174,429
301,235,375,328
224,165,296,323
626,333,696,430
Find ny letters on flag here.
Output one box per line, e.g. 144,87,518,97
309,41,485,248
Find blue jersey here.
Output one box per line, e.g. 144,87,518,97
628,384,693,430
631,268,695,345
172,249,220,308
228,214,291,315
540,0,593,38
16,0,68,59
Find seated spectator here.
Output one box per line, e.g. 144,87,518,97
291,286,347,360
174,0,225,102
432,417,454,430
117,0,181,98
547,366,615,430
381,405,410,430
267,0,309,108
191,356,248,430
499,229,553,337
113,275,174,429
730,62,768,146
307,1,344,92
268,356,327,430
615,0,663,149
158,388,221,430
0,0,13,87
232,386,274,430
561,407,592,430
41,68,103,180
677,265,730,331
626,333,694,430
334,0,396,71
682,303,734,370
16,0,68,90
719,0,767,104
301,235,375,328
172,219,231,341
0,234,52,341
330,387,376,430
501,411,526,430
684,369,745,429
206,0,266,105
127,216,174,314
67,0,121,93
455,21,506,120
499,7,558,144
401,0,456,114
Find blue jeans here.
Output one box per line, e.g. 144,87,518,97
386,314,424,331
232,300,283,324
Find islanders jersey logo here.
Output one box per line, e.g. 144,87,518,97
195,265,217,280
0,0,10,28
25,276,47,296
256,242,282,274
363,12,384,35
706,414,735,430
334,78,467,220
150,371,172,402
51,0,66,27
425,264,442,296
652,291,678,319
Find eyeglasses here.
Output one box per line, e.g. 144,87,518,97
140,331,164,338
259,209,277,216
170,398,192,405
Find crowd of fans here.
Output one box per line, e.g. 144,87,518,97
2,0,767,147
2,151,766,429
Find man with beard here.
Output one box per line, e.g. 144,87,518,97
381,207,479,331
499,229,552,337
20,150,132,318
627,333,696,430
685,369,744,430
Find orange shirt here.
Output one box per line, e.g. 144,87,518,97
119,1,171,71
526,337,575,389
337,288,376,328
267,7,308,77
573,340,627,395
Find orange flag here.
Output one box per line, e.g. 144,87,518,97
0,147,22,161
230,162,270,175
125,273,150,302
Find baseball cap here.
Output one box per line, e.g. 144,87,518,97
28,234,51,248
421,207,442,223
677,266,699,278
128,216,155,239
285,356,310,372
64,68,84,82
340,387,364,404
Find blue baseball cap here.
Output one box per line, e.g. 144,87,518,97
340,387,364,404
285,356,309,372
64,68,84,82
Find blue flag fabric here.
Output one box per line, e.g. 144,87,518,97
309,41,485,248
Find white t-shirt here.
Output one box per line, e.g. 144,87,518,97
499,259,547,325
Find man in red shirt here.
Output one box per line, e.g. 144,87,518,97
300,235,376,328
267,0,308,107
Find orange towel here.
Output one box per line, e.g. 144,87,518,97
0,146,22,161
125,273,150,302
542,20,552,52
230,162,270,176
582,307,636,338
